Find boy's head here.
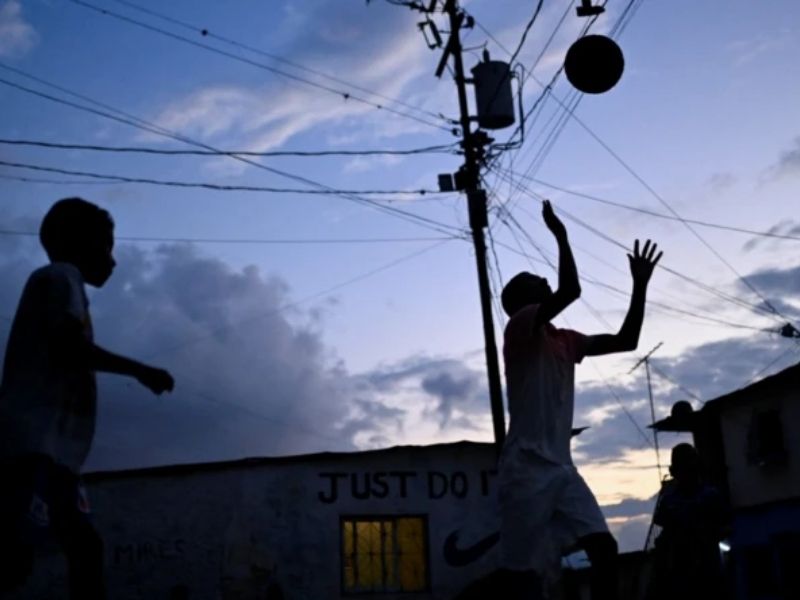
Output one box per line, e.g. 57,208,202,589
669,443,701,483
501,272,552,317
40,197,116,287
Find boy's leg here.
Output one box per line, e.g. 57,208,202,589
0,520,35,593
556,469,618,600
499,568,543,600
0,455,44,593
578,532,618,600
48,463,106,600
499,455,564,599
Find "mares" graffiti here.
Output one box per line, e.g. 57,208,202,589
317,469,497,503
112,538,186,566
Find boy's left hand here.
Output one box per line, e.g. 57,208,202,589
136,366,175,395
628,239,662,285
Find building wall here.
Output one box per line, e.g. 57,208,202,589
11,443,503,600
720,387,800,509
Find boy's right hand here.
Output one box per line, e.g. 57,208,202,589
542,200,567,240
136,366,175,395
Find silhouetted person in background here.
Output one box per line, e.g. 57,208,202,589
498,200,662,599
0,198,175,598
649,443,727,600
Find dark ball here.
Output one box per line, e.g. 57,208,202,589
564,35,625,94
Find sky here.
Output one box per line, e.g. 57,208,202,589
1,0,799,552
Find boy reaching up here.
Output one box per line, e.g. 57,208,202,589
498,200,661,599
0,197,174,598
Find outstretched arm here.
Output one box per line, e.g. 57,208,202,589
585,239,662,356
89,344,174,394
52,318,174,395
535,200,581,327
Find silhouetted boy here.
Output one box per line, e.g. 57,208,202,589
498,200,661,599
0,198,174,598
650,443,727,600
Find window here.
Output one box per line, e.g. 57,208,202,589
341,516,429,594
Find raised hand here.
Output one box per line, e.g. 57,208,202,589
136,365,175,395
628,239,662,286
542,200,567,240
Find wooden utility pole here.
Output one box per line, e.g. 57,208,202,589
436,0,506,450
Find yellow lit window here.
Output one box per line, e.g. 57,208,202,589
342,516,429,594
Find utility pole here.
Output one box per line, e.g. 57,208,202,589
435,0,505,450
630,342,664,481
382,0,621,453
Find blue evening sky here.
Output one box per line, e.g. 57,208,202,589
2,0,799,549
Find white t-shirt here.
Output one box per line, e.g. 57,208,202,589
501,304,587,466
0,262,97,473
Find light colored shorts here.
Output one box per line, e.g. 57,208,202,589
498,447,608,572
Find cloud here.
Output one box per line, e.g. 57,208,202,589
726,34,789,67
742,219,800,252
0,0,38,59
572,321,799,466
705,172,737,193
367,356,488,430
608,514,652,553
739,264,800,298
764,137,800,181
139,3,444,173
602,494,658,520
0,228,409,470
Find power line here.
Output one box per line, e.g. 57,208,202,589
0,228,455,246
163,367,355,450
0,138,460,158
0,159,449,198
494,206,655,450
0,68,464,237
513,76,791,324
492,204,775,334
610,0,647,39
504,0,544,72
491,164,800,243
68,0,455,134
111,0,450,125
489,0,607,156
139,238,454,362
0,173,119,185
487,164,789,324
743,345,800,387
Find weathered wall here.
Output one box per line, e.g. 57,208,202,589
720,388,800,508
11,442,502,599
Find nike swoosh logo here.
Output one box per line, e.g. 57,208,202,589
443,530,500,567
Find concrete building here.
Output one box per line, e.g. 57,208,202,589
12,441,504,599
651,360,800,600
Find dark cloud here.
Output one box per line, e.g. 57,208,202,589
573,328,798,464
610,515,652,554
767,136,800,180
366,356,488,429
705,172,737,192
2,209,796,477
739,264,800,297
0,236,406,470
601,494,658,520
742,219,800,252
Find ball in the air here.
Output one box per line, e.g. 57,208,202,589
564,34,625,94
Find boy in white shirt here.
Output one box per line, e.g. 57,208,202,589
0,197,175,598
499,200,661,599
